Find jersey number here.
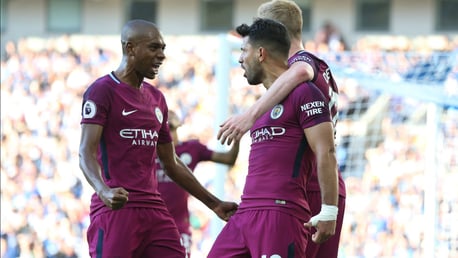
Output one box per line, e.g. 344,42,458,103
322,68,331,84
329,86,339,128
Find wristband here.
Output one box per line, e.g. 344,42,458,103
309,204,338,226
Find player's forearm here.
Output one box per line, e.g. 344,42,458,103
249,64,310,119
228,140,240,164
212,140,240,165
225,140,240,165
316,153,339,206
166,159,221,210
79,153,109,194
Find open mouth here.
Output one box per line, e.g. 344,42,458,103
241,66,247,77
152,63,162,73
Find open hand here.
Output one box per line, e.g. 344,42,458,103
217,113,254,145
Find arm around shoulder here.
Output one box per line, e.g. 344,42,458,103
217,62,314,145
250,61,314,119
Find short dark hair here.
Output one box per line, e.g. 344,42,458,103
236,18,290,58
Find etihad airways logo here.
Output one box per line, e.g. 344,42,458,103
120,128,159,146
251,126,286,143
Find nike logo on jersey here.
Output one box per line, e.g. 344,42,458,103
122,109,138,116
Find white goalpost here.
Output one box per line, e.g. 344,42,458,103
210,34,242,240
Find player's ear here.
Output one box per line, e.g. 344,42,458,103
124,41,135,56
257,47,265,62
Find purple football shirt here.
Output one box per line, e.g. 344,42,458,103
289,51,346,197
239,82,330,220
156,140,213,235
81,72,172,217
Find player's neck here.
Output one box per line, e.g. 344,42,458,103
289,40,305,58
263,66,288,89
114,68,144,89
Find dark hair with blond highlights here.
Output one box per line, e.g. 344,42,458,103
236,18,291,59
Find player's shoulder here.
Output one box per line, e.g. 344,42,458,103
291,50,330,65
89,74,113,87
289,50,313,64
294,50,320,60
142,81,166,98
83,74,115,95
294,81,320,93
290,81,326,101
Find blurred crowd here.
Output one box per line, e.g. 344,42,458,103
1,33,457,258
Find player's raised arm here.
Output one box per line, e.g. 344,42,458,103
218,60,314,145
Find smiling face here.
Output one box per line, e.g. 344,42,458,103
130,32,166,80
239,36,264,85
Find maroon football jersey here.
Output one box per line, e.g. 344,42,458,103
239,81,331,220
289,51,346,197
81,72,172,217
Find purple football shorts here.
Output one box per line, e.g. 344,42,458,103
208,209,309,258
305,191,346,258
87,207,185,258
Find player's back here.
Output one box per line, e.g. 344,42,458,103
288,51,346,197
289,50,339,124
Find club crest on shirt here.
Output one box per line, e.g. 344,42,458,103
155,107,163,123
82,100,96,119
179,153,192,166
270,104,284,119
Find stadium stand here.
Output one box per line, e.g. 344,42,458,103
1,34,457,257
